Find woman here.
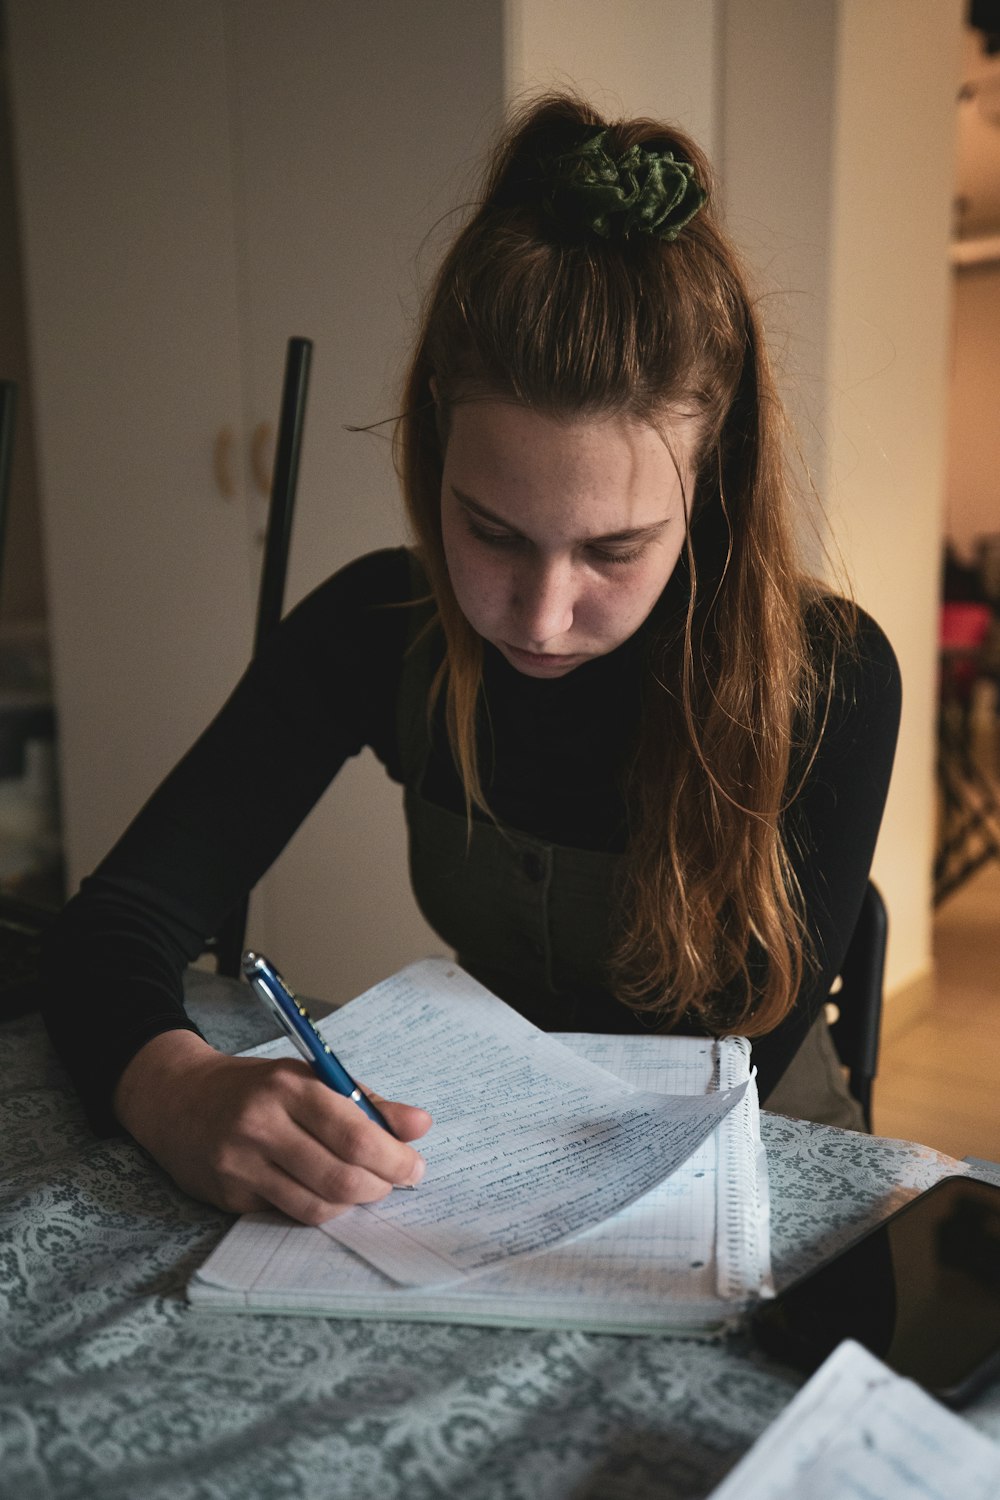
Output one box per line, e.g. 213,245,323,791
41,95,900,1225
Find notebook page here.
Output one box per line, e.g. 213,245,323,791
323,1072,744,1286
192,1029,765,1327
559,1033,770,1303
247,960,743,1286
553,1033,720,1297
707,1341,1000,1500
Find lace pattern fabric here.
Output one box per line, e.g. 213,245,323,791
3,972,997,1500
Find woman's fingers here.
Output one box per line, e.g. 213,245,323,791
357,1087,433,1143
281,1065,428,1190
113,1032,432,1225
252,1085,432,1224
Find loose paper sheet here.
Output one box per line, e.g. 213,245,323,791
253,960,745,1287
708,1341,1000,1500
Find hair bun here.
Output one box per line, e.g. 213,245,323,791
538,127,706,242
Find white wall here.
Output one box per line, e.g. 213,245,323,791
823,0,960,996
506,0,718,155
718,0,839,571
720,0,960,1001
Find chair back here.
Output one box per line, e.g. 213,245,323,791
828,880,888,1131
207,337,312,977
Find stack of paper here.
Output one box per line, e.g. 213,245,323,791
708,1341,1000,1499
189,959,771,1333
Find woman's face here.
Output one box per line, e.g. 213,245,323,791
440,399,699,678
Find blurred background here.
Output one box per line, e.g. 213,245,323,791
0,1,996,1153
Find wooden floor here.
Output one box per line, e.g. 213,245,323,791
875,856,1000,1162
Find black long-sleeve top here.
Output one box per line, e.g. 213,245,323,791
41,548,902,1132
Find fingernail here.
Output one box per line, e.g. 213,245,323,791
408,1154,426,1187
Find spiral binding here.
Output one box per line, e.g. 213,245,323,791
714,1036,774,1301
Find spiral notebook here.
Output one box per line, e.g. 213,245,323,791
189,962,771,1334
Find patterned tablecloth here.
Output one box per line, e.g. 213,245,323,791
2,970,998,1500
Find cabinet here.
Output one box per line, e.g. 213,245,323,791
6,0,504,998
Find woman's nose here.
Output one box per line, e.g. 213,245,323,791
513,557,576,646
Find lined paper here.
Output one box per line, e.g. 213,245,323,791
301,962,744,1284
325,1082,744,1285
708,1341,1000,1499
190,1017,770,1332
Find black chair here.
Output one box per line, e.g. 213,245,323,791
206,336,312,977
827,880,888,1131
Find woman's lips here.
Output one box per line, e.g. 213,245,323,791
502,642,589,673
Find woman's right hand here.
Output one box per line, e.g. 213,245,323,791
113,1029,431,1223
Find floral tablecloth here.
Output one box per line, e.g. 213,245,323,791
2,970,997,1500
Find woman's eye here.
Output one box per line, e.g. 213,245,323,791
464,514,647,566
589,544,648,567
467,518,521,549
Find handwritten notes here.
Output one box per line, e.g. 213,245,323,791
190,1028,769,1332
708,1341,1000,1500
254,960,745,1287
325,1083,743,1284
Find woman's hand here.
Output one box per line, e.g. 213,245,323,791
113,1030,430,1223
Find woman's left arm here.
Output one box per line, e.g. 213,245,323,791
750,606,902,1101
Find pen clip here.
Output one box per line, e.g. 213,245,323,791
243,954,314,1066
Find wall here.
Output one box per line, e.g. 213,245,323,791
720,0,961,1001
506,0,718,154
823,0,960,997
717,0,838,572
944,262,1000,558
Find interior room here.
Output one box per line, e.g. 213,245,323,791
2,0,994,1157
1,3,999,1495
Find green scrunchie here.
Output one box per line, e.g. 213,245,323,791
540,128,707,242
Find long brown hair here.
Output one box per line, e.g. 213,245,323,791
397,93,841,1038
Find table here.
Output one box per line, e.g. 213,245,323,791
3,970,999,1500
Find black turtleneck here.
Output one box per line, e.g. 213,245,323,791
40,548,901,1132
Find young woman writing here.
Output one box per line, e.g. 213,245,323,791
41,94,900,1226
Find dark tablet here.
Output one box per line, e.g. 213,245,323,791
752,1174,1000,1407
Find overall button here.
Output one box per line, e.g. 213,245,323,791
520,851,546,883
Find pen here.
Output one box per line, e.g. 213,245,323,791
241,950,398,1137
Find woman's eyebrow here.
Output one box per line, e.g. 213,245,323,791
452,487,671,545
454,490,526,534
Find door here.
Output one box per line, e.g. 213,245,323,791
7,0,504,1000
6,0,258,883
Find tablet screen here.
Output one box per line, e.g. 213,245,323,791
754,1175,1000,1405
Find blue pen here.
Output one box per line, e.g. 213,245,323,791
242,950,397,1137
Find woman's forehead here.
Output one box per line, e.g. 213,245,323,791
442,400,696,531
443,398,700,474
